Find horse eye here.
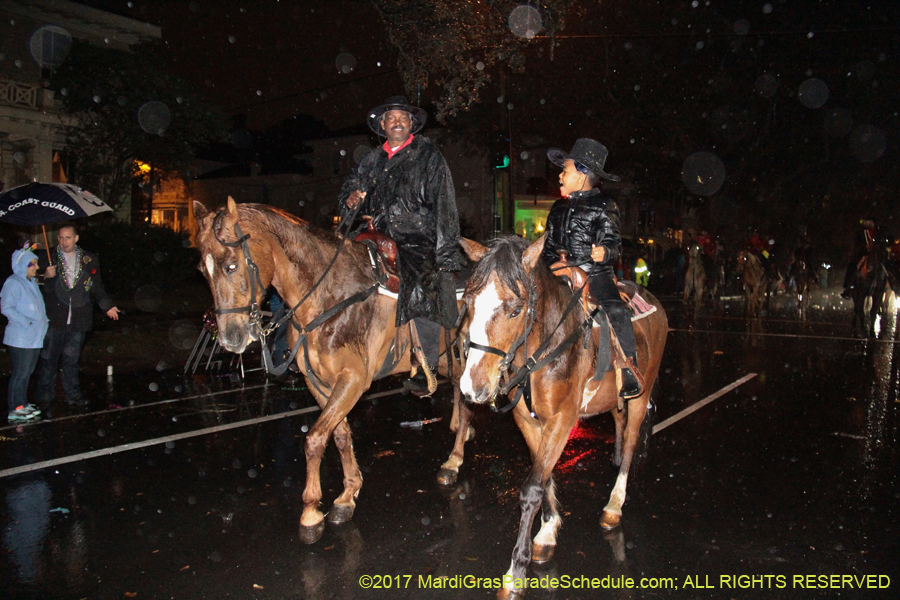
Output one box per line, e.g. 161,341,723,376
225,263,238,273
509,307,522,319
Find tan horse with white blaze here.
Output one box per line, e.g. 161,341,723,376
458,235,667,600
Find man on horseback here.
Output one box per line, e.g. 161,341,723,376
339,96,461,395
841,218,878,299
541,138,642,399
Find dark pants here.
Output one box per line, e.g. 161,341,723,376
413,317,441,369
589,273,637,361
6,346,41,413
35,326,87,406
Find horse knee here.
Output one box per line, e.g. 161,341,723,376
305,433,327,459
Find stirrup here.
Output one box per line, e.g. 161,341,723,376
620,357,645,401
412,346,438,395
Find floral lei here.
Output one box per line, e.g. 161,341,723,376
57,245,85,290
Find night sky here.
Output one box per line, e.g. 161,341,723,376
73,0,900,250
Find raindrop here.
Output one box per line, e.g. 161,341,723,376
681,151,726,196
29,26,72,68
755,73,778,98
12,152,25,165
107,346,114,353
233,459,242,469
187,496,197,505
540,99,546,105
353,145,371,164
507,103,514,110
176,96,183,104
169,320,199,350
734,19,750,35
256,90,262,96
520,151,529,160
138,101,171,134
335,52,357,74
634,85,640,91
228,36,236,44
421,516,431,525
97,429,106,437
165,441,175,449
301,425,309,433
148,382,159,392
476,61,485,71
283,479,292,487
848,125,886,163
339,149,347,156
822,107,852,138
797,78,829,109
14,59,23,68
60,87,68,96
134,284,162,312
696,41,704,50
508,5,542,39
156,360,169,371
92,95,101,103
209,550,222,562
117,96,127,106
497,96,504,104
762,4,773,14
247,469,258,478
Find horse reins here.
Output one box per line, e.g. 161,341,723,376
210,202,375,391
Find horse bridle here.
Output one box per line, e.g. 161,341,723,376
212,210,267,333
464,274,591,413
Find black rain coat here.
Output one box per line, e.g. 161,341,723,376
338,135,461,328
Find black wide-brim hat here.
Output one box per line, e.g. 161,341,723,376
547,138,621,182
367,96,428,137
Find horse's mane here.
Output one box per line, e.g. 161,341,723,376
467,235,531,298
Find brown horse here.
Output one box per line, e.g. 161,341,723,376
682,243,706,308
192,198,473,543
737,250,774,316
458,235,667,600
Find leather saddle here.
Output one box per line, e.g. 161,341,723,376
549,250,636,305
354,216,400,293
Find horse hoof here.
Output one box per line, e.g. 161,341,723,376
531,543,556,564
437,468,458,486
600,512,621,531
299,519,325,544
327,503,355,525
497,588,524,600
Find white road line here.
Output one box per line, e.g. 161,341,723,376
0,384,272,432
0,383,434,478
0,405,323,479
652,373,758,435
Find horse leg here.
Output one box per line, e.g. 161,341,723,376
531,477,561,564
601,390,650,530
299,372,366,544
327,418,363,524
611,405,625,467
438,387,474,485
498,410,575,600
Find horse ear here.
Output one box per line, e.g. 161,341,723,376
226,196,238,216
193,201,209,222
522,234,547,272
460,237,488,262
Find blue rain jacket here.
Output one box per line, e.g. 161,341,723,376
1,249,49,349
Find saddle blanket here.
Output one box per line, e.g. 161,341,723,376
377,284,465,301
628,291,657,322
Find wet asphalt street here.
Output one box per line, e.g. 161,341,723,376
1,289,898,600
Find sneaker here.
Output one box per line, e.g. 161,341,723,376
19,404,41,416
8,407,38,422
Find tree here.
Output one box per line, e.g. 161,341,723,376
371,0,577,123
50,40,229,213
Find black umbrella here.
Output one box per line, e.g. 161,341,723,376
0,182,113,259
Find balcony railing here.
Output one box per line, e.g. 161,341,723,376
0,78,43,109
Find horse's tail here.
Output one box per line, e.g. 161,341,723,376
631,379,658,473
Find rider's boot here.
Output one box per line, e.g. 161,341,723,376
620,355,645,400
840,286,853,299
404,346,438,397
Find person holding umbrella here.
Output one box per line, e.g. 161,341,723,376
35,223,120,409
1,245,50,422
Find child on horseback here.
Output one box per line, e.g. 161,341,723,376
541,138,642,399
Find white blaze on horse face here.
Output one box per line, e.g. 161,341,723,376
205,254,215,278
459,280,502,400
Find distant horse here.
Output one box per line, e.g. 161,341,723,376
788,257,816,313
737,250,778,316
193,198,473,543
682,244,708,308
458,236,668,600
850,248,893,338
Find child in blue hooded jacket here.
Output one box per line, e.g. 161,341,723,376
1,246,50,422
